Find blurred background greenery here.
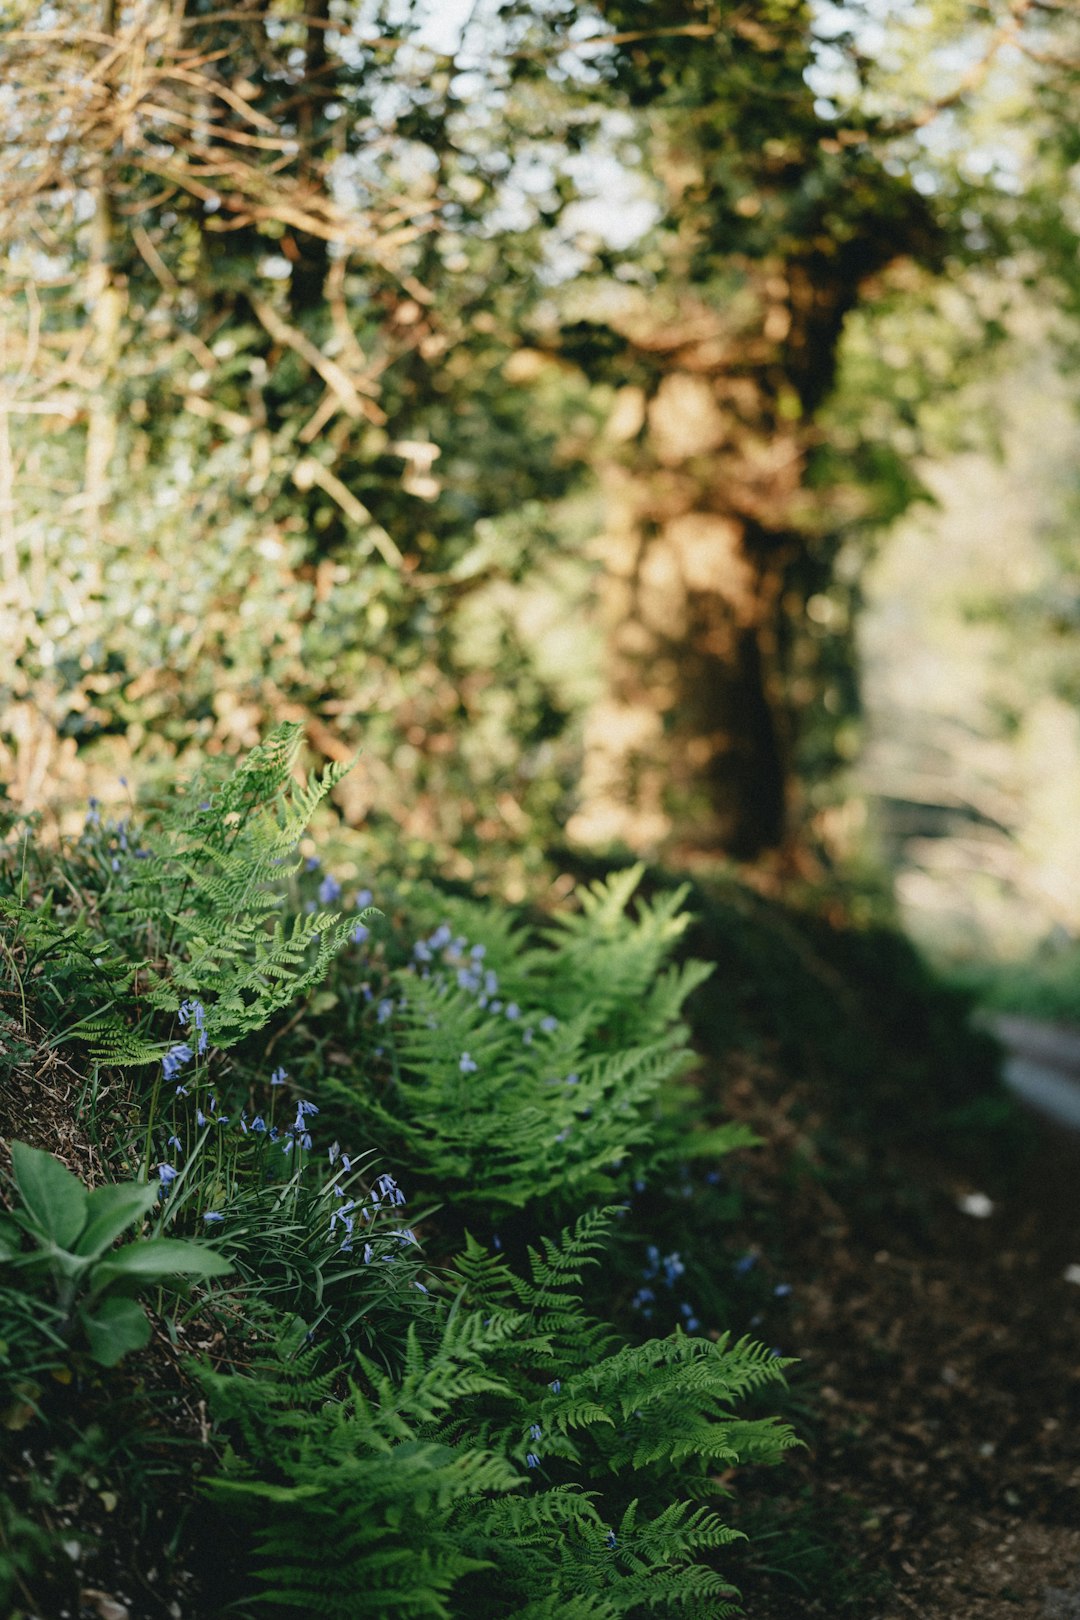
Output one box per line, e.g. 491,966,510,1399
3,0,1080,990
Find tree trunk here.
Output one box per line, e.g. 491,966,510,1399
569,330,804,860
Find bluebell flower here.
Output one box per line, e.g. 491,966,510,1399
413,940,432,963
177,999,209,1055
351,923,369,944
774,1283,792,1298
492,1234,502,1251
456,967,480,992
356,888,373,908
490,1000,503,1014
686,1317,700,1331
269,1126,280,1142
769,1347,783,1359
162,1043,193,1082
429,923,452,950
459,1052,478,1074
202,1212,224,1224
414,1281,428,1294
525,1453,540,1469
86,797,100,827
633,1178,646,1194
483,969,499,996
505,1002,520,1021
539,1015,558,1033
175,1084,189,1097
377,1173,406,1206
318,874,341,904
529,1423,542,1441
282,1137,294,1155
251,1115,266,1133
605,1531,617,1549
158,1163,178,1188
217,1115,230,1127
470,943,486,960
555,1129,570,1144
298,1132,312,1151
305,855,320,872
363,1243,374,1262
328,1141,340,1165
376,998,393,1024
565,1073,579,1086
167,1135,182,1152
733,1253,756,1276
663,1252,685,1284
270,1067,287,1086
549,1379,561,1394
196,1108,208,1128
341,1154,352,1172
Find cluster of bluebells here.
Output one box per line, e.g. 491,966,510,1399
362,920,563,1060
83,798,151,871
631,1244,699,1331
328,1162,417,1276
300,863,374,943
155,1058,339,1226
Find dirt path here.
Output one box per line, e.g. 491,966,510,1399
731,1022,1080,1619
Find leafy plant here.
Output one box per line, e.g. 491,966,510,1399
315,864,755,1222
0,1142,231,1367
198,1212,797,1619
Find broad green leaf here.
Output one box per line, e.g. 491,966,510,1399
89,1237,232,1293
79,1297,152,1367
11,1142,87,1248
74,1182,159,1260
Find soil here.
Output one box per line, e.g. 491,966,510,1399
724,1060,1080,1620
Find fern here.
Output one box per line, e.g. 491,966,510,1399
323,866,740,1215
0,726,368,1068
200,1213,797,1617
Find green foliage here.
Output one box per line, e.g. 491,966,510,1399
0,1142,230,1369
0,738,797,1615
313,864,753,1218
0,724,367,1068
199,1214,796,1618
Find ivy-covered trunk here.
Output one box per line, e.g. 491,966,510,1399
566,0,939,861
572,357,803,860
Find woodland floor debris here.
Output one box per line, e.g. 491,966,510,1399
726,1062,1080,1620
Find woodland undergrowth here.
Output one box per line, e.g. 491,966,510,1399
0,727,802,1618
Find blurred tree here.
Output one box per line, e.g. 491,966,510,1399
541,0,941,859
1,0,1077,878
